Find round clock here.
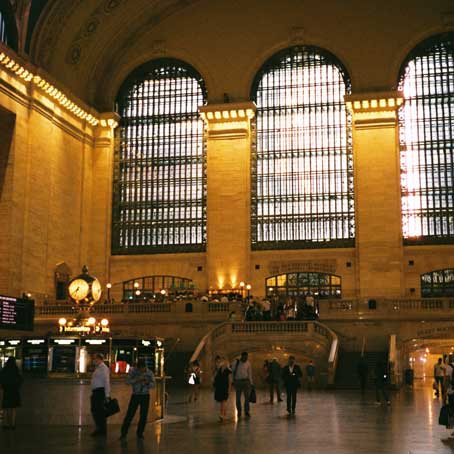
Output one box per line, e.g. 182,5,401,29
67,266,103,304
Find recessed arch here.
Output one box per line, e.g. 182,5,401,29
266,271,342,300
112,58,208,255
398,32,454,244
250,45,354,250
420,268,454,298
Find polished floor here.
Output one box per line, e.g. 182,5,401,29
1,381,454,453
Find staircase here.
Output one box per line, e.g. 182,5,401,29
335,349,388,389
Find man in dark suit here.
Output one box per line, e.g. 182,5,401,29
282,356,303,415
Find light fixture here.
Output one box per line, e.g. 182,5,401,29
135,290,141,296
106,283,112,289
239,282,245,288
87,317,96,325
160,289,166,295
246,284,252,290
58,318,67,326
100,319,109,327
134,282,140,288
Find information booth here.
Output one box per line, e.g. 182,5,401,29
80,338,111,373
49,338,79,373
22,338,48,374
0,339,22,368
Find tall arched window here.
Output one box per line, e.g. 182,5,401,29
398,33,454,244
251,46,354,250
112,59,207,254
0,3,18,50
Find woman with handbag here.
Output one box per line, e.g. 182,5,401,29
213,357,232,422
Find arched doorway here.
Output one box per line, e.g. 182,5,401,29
266,272,341,300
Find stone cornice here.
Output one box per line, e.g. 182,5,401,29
345,91,404,129
0,44,118,143
199,102,256,140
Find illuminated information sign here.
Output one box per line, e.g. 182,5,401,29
0,296,35,331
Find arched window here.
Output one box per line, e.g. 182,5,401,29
398,33,454,244
251,46,354,250
421,269,454,297
266,272,341,299
112,59,207,254
0,3,18,50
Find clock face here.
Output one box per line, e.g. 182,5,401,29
91,279,102,302
68,279,89,301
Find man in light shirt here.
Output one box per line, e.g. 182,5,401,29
120,360,155,440
90,353,111,436
434,357,445,397
232,351,253,418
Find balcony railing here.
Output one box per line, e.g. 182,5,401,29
322,298,454,318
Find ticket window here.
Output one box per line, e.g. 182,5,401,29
81,339,110,373
138,339,165,377
23,339,48,374
49,339,78,373
0,340,22,369
111,340,136,374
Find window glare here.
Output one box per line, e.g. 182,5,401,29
251,46,355,249
112,59,207,254
399,35,454,243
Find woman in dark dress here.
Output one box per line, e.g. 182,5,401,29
213,357,232,421
0,357,23,429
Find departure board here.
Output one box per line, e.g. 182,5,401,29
0,296,34,331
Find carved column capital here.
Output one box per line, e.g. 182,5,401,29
345,91,404,129
199,101,256,140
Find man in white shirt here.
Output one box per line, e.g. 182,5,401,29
232,352,253,418
90,353,111,436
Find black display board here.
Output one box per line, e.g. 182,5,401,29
0,296,35,331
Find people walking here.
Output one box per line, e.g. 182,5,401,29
282,356,303,415
120,359,155,440
0,357,23,429
434,357,445,398
90,353,111,437
232,352,253,418
374,360,390,405
213,357,232,421
187,360,202,403
443,357,453,401
305,360,316,391
268,358,282,403
357,357,369,395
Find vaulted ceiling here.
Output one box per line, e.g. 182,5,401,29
30,0,201,110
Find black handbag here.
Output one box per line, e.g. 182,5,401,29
104,398,120,417
249,385,257,404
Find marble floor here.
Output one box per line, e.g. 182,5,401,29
1,381,454,454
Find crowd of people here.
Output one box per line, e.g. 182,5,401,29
242,294,318,322
186,353,318,421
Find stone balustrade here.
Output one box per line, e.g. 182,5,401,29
35,298,454,321
321,297,454,319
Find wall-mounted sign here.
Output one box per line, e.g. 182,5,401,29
26,339,46,345
82,339,107,345
268,260,337,275
0,295,34,331
7,340,21,346
51,339,77,345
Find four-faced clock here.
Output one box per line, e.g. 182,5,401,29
68,279,90,301
91,279,102,303
67,266,103,304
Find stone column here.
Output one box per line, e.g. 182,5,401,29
199,102,256,292
345,92,404,298
88,112,119,286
